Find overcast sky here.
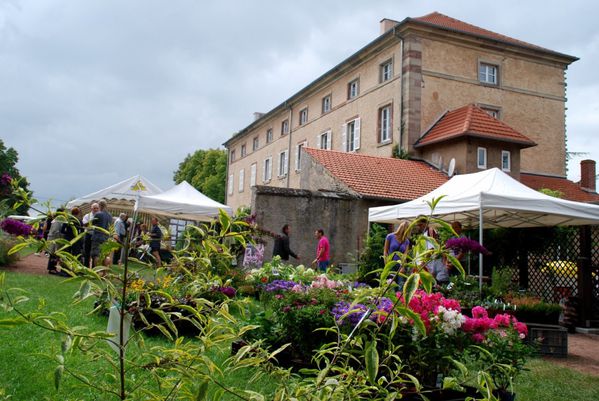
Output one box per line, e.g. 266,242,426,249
1,0,597,206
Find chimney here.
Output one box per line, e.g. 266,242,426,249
253,112,265,121
379,18,399,35
580,159,596,192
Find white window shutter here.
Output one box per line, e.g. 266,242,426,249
228,174,234,195
341,124,347,152
354,118,361,150
284,150,289,174
250,164,256,186
316,134,321,149
238,169,244,192
268,158,272,180
326,130,332,150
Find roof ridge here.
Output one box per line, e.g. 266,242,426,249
463,104,475,132
304,146,420,164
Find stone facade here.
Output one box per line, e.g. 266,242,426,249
225,15,576,210
252,185,395,266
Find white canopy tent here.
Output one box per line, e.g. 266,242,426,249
66,175,163,208
135,181,233,222
368,168,599,290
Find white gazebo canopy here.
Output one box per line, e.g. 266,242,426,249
135,181,233,222
369,168,599,228
66,175,163,208
368,168,599,291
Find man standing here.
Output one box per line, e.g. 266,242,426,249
82,203,99,268
113,213,127,265
149,217,162,266
312,229,330,272
272,224,299,262
91,200,112,267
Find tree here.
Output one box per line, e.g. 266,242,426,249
173,148,227,203
0,139,30,215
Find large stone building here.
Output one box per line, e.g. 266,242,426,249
224,12,578,210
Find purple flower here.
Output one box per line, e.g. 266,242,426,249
0,173,12,186
0,218,33,237
264,280,298,292
446,237,490,255
352,282,369,289
331,301,370,326
219,286,237,298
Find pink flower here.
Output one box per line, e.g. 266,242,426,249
275,294,283,299
472,333,485,343
471,306,488,319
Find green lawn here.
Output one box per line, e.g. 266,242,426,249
1,269,599,401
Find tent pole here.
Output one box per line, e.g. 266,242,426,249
479,200,483,294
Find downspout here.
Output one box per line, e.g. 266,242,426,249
395,29,405,153
286,102,293,188
224,148,231,205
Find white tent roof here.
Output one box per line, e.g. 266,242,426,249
135,181,233,221
66,175,163,208
369,168,599,228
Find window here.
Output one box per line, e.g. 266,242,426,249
296,141,306,171
228,174,234,195
477,147,487,169
317,130,332,150
343,118,361,152
240,144,246,158
263,157,272,182
281,119,289,135
229,150,236,163
250,163,257,186
481,106,500,119
278,150,289,177
238,169,244,192
299,108,308,125
252,137,259,151
266,128,273,143
502,150,511,172
348,79,359,99
479,62,498,85
378,104,392,143
380,60,393,82
322,95,332,114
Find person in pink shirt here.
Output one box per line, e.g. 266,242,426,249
312,229,330,272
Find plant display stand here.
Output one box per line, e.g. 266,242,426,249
527,323,568,358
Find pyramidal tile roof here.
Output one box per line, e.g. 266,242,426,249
520,173,599,203
411,12,573,59
304,148,448,201
415,104,536,148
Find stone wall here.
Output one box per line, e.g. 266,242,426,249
251,185,392,268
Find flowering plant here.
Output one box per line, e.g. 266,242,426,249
0,218,33,237
446,237,490,255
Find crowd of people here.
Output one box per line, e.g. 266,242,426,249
271,218,465,282
39,200,165,275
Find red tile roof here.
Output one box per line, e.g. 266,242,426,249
521,173,599,203
415,104,536,148
304,148,447,201
411,12,574,59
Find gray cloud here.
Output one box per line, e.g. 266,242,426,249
1,0,597,205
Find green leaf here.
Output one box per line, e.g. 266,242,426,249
194,379,209,401
420,270,434,293
54,365,64,390
446,254,465,277
380,259,398,284
402,273,420,305
0,317,28,327
396,306,426,336
365,340,379,385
